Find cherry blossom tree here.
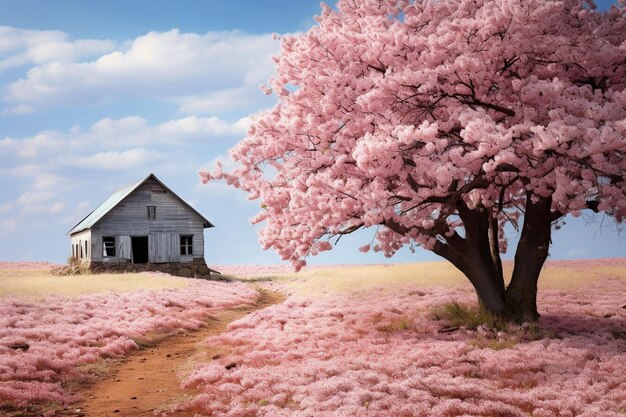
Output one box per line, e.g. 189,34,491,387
202,0,626,321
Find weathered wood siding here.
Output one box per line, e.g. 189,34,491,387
149,233,181,263
89,178,205,263
70,229,91,261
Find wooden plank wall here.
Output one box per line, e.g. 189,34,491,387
70,229,91,261
149,233,181,263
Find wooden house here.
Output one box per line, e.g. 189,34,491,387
67,173,215,277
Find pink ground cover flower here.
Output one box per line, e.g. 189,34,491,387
0,262,62,269
180,279,626,417
213,264,350,278
0,279,258,407
212,264,294,278
540,258,626,269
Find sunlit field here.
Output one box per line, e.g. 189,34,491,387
7,260,625,300
538,259,626,289
2,260,625,416
276,262,468,296
181,259,626,417
0,262,190,298
218,258,626,297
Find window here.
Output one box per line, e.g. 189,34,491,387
79,241,83,258
103,237,115,257
180,235,193,255
147,206,156,219
84,240,89,258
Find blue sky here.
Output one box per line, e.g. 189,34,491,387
0,1,624,266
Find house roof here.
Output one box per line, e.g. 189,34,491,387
67,173,214,235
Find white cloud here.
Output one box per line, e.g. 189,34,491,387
58,148,166,170
155,115,250,139
20,200,66,216
0,114,248,163
0,218,19,235
30,173,71,191
0,26,114,71
0,27,273,256
0,132,66,158
0,202,13,214
0,112,251,240
76,201,91,211
5,29,278,114
59,201,91,228
89,116,147,135
176,87,259,114
16,190,56,206
5,169,75,216
9,164,43,177
568,248,589,258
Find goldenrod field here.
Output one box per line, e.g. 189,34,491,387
250,259,626,296
0,264,190,298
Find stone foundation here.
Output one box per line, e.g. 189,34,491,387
55,258,221,279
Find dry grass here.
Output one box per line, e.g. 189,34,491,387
431,301,500,330
0,267,190,298
536,264,626,289
497,262,626,289
2,259,624,299
267,260,626,296
272,262,468,296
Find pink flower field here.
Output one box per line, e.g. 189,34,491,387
2,260,625,416
213,264,352,278
0,274,258,408
214,264,294,278
179,275,626,416
0,261,61,269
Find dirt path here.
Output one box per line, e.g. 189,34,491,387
73,289,285,417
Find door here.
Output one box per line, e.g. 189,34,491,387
131,236,149,264
148,233,180,263
118,236,131,260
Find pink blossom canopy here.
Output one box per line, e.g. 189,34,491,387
202,0,626,270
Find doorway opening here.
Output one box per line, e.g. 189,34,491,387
131,236,149,264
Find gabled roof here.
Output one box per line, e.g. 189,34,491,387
67,173,214,235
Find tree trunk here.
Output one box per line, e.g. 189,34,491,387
505,194,553,322
453,204,507,317
408,193,554,322
463,259,506,316
430,195,554,322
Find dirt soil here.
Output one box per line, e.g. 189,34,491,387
69,289,285,417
